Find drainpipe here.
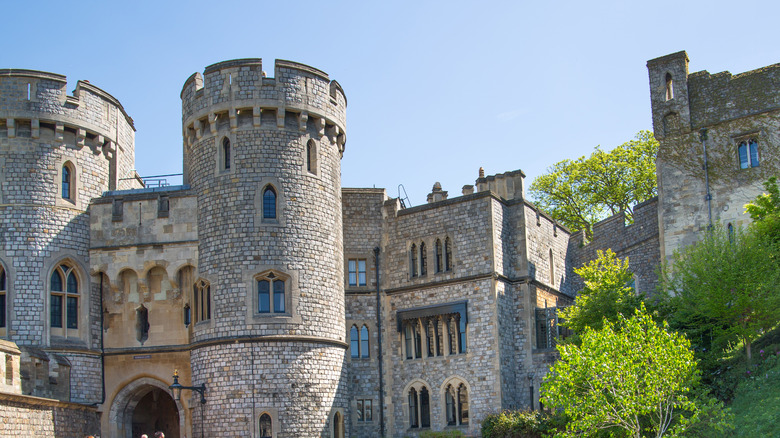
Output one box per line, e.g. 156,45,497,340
700,128,713,228
373,247,385,436
98,273,106,405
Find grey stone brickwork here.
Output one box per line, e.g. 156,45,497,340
568,198,661,297
0,392,100,437
181,59,349,437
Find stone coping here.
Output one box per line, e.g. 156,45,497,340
0,391,98,411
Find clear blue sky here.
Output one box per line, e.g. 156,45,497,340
3,1,779,205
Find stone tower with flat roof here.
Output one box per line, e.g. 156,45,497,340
180,58,348,436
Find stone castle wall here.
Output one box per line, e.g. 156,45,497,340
568,198,661,296
342,188,386,437
0,69,139,405
182,58,349,437
649,52,780,260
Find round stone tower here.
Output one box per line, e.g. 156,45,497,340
180,59,348,437
0,69,136,402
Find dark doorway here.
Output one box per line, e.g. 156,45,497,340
131,387,180,438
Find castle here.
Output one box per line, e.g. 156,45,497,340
0,51,776,437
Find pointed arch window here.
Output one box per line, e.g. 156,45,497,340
257,272,286,314
259,413,272,438
61,165,72,200
50,263,79,332
408,388,419,428
435,239,443,273
410,244,418,278
420,242,427,276
222,137,231,170
407,384,430,429
445,237,453,271
360,325,369,358
193,279,211,322
445,383,469,426
263,186,277,219
350,325,359,358
306,139,318,174
445,385,457,425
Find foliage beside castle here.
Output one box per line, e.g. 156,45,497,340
0,51,776,437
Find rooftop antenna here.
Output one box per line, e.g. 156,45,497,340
397,184,411,209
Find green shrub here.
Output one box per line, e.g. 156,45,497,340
419,430,465,438
481,410,567,438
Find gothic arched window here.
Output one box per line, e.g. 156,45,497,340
259,413,272,438
263,186,277,219
222,137,231,170
61,164,73,200
50,263,79,333
350,325,359,358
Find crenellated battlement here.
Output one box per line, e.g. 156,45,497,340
180,58,346,152
0,69,135,157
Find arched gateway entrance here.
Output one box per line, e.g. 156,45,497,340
109,377,185,438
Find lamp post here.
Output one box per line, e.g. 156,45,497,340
169,370,207,438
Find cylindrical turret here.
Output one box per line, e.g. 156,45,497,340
181,59,348,436
0,69,136,403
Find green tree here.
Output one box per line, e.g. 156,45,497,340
744,176,780,244
661,225,780,362
542,305,727,438
560,249,642,341
529,131,658,238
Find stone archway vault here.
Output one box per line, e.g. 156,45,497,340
108,377,186,438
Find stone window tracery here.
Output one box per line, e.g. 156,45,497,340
399,302,467,360
407,383,431,429
50,263,78,336
256,272,288,315
350,324,370,358
444,381,470,426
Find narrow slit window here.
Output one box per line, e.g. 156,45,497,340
435,239,443,273
350,325,359,358
445,237,452,271
410,244,418,278
665,72,674,101
222,138,231,170
62,165,72,200
420,242,427,276
360,325,369,358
